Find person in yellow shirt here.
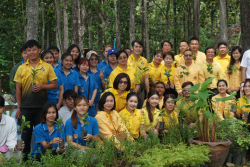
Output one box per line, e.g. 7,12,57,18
180,37,206,64
119,93,144,139
175,40,189,67
95,92,134,150
102,73,130,112
236,80,250,119
161,40,172,53
211,80,235,120
141,90,161,139
224,46,243,99
148,50,163,90
109,50,140,92
154,51,177,97
214,42,231,74
198,47,223,98
174,49,205,96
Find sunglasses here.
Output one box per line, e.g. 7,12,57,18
119,81,128,85
90,58,98,61
184,54,192,57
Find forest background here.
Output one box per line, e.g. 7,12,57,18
0,0,250,96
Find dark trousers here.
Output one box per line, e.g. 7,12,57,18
21,108,42,158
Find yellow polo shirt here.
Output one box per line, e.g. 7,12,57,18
198,60,223,89
119,108,144,138
236,97,250,115
174,53,183,67
102,88,129,112
109,65,138,89
148,62,162,81
14,59,57,108
211,94,235,120
180,51,206,65
213,54,231,75
174,63,205,93
142,97,164,109
154,65,176,84
160,110,178,128
141,107,161,129
128,53,148,81
175,100,197,123
224,62,242,90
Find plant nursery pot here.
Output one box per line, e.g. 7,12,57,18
17,139,23,151
159,122,165,131
189,137,231,167
81,130,88,139
59,138,64,148
30,83,36,92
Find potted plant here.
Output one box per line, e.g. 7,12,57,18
30,68,40,92
80,113,91,139
173,77,234,167
54,118,65,148
18,115,30,151
158,108,166,132
164,69,172,88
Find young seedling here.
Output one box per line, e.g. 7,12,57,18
134,66,149,85
241,97,250,121
18,115,30,151
31,68,40,92
80,113,91,139
164,69,172,86
158,108,166,131
193,53,197,61
179,65,189,78
54,118,65,148
227,64,239,74
207,62,213,74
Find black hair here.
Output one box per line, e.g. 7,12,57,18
183,49,193,55
189,37,199,44
40,102,58,124
217,80,228,87
98,92,116,111
182,81,194,88
146,90,160,122
153,50,163,57
217,42,228,48
24,40,41,49
124,48,131,51
131,39,144,48
61,52,73,61
163,94,176,108
163,51,175,60
116,50,128,60
78,57,90,67
227,46,243,74
161,40,173,49
205,46,216,55
0,96,5,107
67,44,81,69
179,40,188,45
155,81,165,88
40,50,54,60
63,89,77,100
47,46,60,53
83,49,92,58
113,73,131,91
126,92,139,102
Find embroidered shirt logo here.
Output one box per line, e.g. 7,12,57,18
81,87,84,92
40,67,45,72
194,76,197,80
74,133,78,139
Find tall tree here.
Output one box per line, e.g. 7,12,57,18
173,0,177,54
78,0,86,54
63,0,69,52
143,0,149,60
71,0,79,45
193,0,200,39
55,0,62,52
240,0,250,52
219,0,228,42
41,0,45,50
129,0,135,47
98,0,103,56
187,0,192,39
88,2,93,48
114,0,121,50
26,0,39,41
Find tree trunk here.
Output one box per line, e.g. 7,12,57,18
114,0,121,50
141,0,145,56
98,0,103,57
55,0,62,52
165,0,171,39
42,0,45,50
21,0,26,43
143,0,149,60
47,30,49,49
78,0,86,54
211,3,214,38
101,0,108,46
71,0,79,45
129,0,135,47
240,0,250,52
219,0,228,42
187,0,192,39
88,2,93,48
193,0,200,40
63,0,69,52
27,0,39,41
183,5,186,40
0,78,2,96
173,0,177,54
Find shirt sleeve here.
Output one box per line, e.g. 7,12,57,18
109,71,115,88
91,117,100,136
224,66,230,89
48,65,57,81
91,76,98,90
174,68,182,93
5,119,17,151
241,51,249,68
55,69,64,86
64,120,74,136
34,125,46,143
13,66,22,83
74,72,81,86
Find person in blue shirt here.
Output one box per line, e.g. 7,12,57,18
97,45,112,70
65,95,99,150
31,102,66,160
48,46,61,70
103,48,118,81
78,58,98,117
67,44,81,72
41,50,64,110
86,51,105,112
58,52,80,94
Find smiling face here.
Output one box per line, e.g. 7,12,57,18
232,49,241,61
118,77,128,91
179,42,189,54
62,55,73,69
50,49,59,62
244,82,250,95
165,97,175,111
218,45,228,56
183,50,193,63
155,84,165,96
89,55,98,67
127,96,138,111
182,84,192,98
104,95,115,112
70,47,80,60
148,94,159,107
117,52,128,66
26,46,41,61
206,48,215,60
154,53,163,65
43,53,54,65
132,42,143,55
46,107,57,122
75,99,89,115
21,51,29,62
164,55,173,67
162,42,172,53
218,81,227,94
79,61,89,73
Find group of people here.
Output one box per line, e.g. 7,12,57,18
1,37,250,162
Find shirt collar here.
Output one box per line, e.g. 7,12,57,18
130,53,142,61
217,54,230,59
22,60,24,64
53,61,60,67
124,107,138,116
25,58,43,65
42,123,57,131
59,66,73,74
102,59,108,64
78,72,89,80
117,65,130,71
88,67,99,74
112,88,129,97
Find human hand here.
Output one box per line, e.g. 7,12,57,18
227,88,231,94
140,109,144,114
15,108,21,119
133,85,140,93
89,99,94,107
234,87,240,92
99,69,105,80
82,134,93,141
56,104,61,110
165,84,169,89
49,137,61,145
170,84,175,89
14,141,25,151
12,96,16,103
178,92,183,97
58,148,66,153
153,129,158,135
32,84,44,92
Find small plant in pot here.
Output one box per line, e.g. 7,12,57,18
80,113,91,139
18,115,30,151
30,68,39,92
164,69,172,88
173,77,235,167
54,118,65,148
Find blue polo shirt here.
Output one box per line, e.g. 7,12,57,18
65,114,99,146
97,59,108,70
58,67,80,91
103,64,118,79
47,67,64,104
31,123,66,157
52,61,62,70
87,68,102,104
72,64,79,72
78,72,98,116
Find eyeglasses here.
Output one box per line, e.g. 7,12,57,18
90,58,98,61
66,98,74,102
184,54,192,57
119,81,128,85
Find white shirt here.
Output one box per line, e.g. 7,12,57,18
241,49,250,79
0,114,17,151
58,106,74,126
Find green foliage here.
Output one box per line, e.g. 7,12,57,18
80,113,91,125
193,53,197,61
134,66,149,84
164,69,172,84
227,64,239,74
179,65,189,78
19,115,30,135
31,69,40,84
53,118,64,138
207,62,213,74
